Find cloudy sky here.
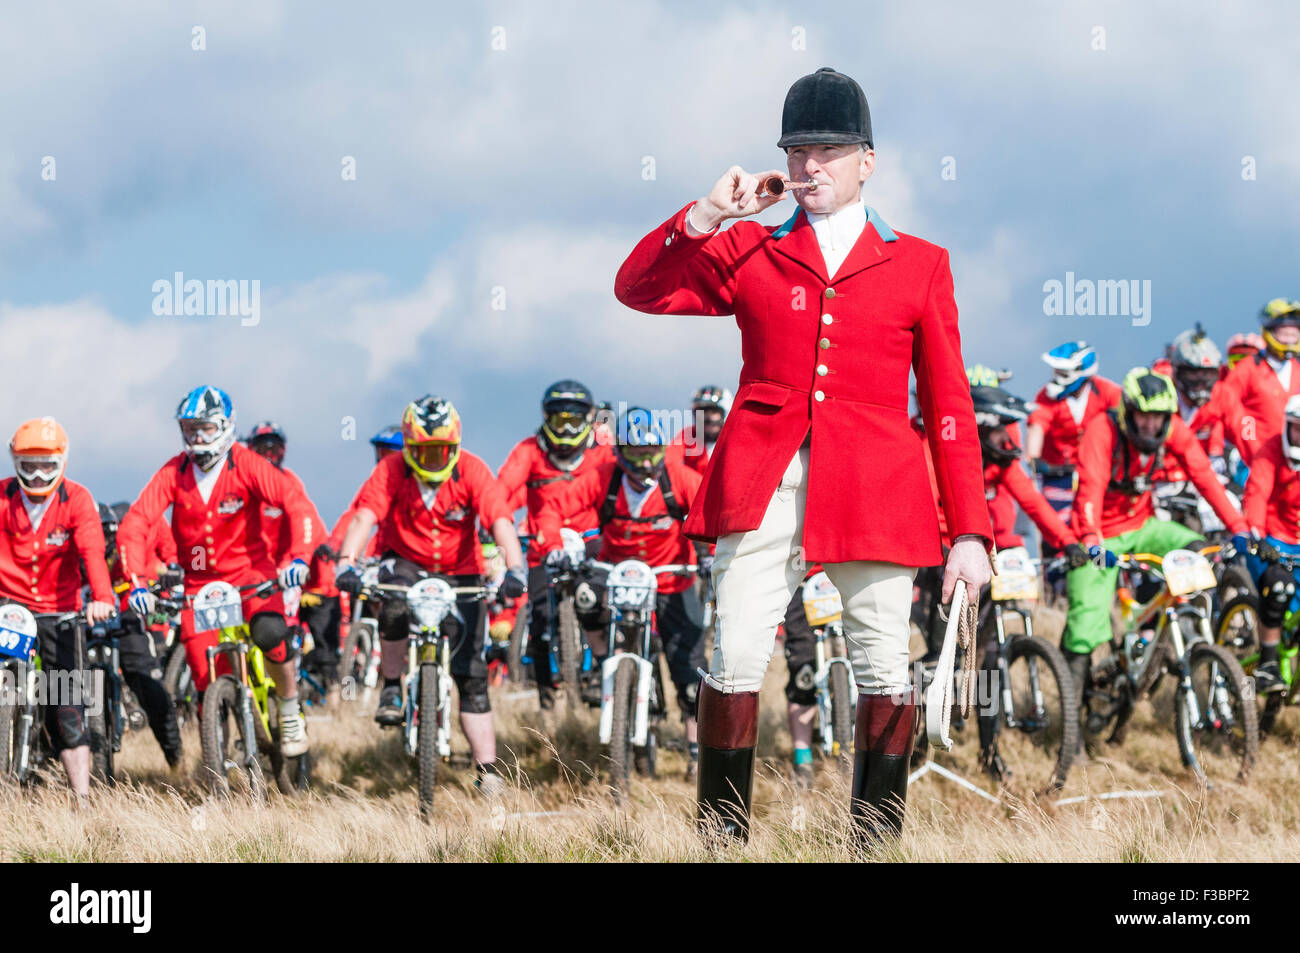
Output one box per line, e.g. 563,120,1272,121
3,1,1298,521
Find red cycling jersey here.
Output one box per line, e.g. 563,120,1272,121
667,425,714,475
538,459,702,594
1071,413,1245,544
496,436,612,567
1243,436,1300,544
118,443,315,592
258,466,333,596
1027,377,1121,469
352,450,511,575
0,478,113,611
1215,353,1300,466
108,513,177,609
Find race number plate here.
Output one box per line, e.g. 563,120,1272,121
1162,549,1217,597
802,571,843,626
612,585,651,608
0,626,36,660
192,582,244,633
990,547,1038,602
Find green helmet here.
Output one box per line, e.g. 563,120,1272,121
1117,366,1177,453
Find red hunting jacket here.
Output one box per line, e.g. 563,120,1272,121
615,202,991,567
119,443,315,593
0,478,113,611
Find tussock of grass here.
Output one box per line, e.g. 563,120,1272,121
3,617,1298,861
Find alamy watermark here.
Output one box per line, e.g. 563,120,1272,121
595,402,714,457
1042,271,1151,327
151,272,260,326
0,667,103,715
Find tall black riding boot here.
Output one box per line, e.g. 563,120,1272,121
850,691,919,847
695,680,759,843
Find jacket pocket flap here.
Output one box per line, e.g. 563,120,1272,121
740,382,791,409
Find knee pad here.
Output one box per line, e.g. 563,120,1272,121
454,675,491,714
249,612,290,654
55,705,88,750
784,661,816,706
676,678,699,718
1259,570,1295,628
378,598,409,641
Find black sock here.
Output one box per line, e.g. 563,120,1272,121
383,677,400,690
1261,643,1280,666
477,760,499,776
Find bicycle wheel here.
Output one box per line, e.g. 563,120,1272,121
557,597,582,704
266,693,311,796
200,676,267,800
1004,635,1078,791
1176,642,1259,780
0,663,14,780
338,621,373,701
163,645,198,731
417,662,439,821
607,657,638,801
87,679,115,785
828,662,855,774
506,606,528,685
1214,595,1260,666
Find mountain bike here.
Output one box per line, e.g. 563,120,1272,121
373,575,494,821
84,613,128,784
1084,547,1257,781
195,579,310,799
977,548,1077,791
1215,548,1300,734
0,606,81,784
800,571,857,773
544,528,597,705
153,586,199,731
590,557,696,801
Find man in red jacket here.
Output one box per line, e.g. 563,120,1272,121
0,418,115,796
1217,299,1300,466
538,407,707,778
614,67,993,843
118,386,317,758
497,380,609,711
334,396,526,795
1165,327,1227,468
1065,370,1247,709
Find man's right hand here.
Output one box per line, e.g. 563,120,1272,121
691,167,789,232
1063,543,1090,571
128,587,156,616
335,563,362,596
544,549,569,571
1256,539,1282,563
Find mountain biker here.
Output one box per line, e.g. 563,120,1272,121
1166,327,1227,469
100,501,184,768
537,406,707,779
333,396,527,795
1065,368,1247,721
369,425,403,463
244,421,340,702
1225,332,1264,372
325,425,403,561
1218,299,1300,466
117,386,317,758
1238,394,1300,694
1025,342,1121,519
672,385,733,474
0,417,115,796
496,380,610,712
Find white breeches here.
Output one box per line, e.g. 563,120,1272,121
707,448,915,695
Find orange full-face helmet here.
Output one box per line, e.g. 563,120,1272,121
10,417,68,498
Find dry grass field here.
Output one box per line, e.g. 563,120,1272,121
4,609,1299,862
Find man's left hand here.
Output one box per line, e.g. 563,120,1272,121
85,601,116,625
942,537,992,603
278,558,309,589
